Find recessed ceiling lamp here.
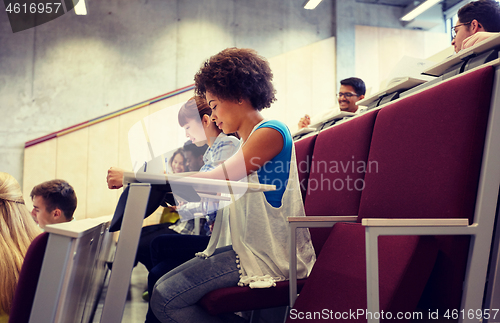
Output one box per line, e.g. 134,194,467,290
401,0,441,21
74,0,88,15
303,0,323,10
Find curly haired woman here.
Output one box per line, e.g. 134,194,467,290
150,48,316,323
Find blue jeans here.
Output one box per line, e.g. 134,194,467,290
150,246,242,323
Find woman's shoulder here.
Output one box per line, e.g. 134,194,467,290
257,119,288,130
256,120,292,142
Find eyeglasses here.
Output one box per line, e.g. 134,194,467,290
337,92,359,99
451,21,471,39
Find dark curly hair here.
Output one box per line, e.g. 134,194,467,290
194,48,276,111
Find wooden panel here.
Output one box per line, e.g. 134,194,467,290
378,28,407,86
424,33,451,59
262,37,336,131
311,37,336,118
144,100,187,168
355,26,380,95
56,128,89,220
86,118,120,218
356,25,449,94
285,45,313,129
176,90,195,104
23,37,339,220
149,91,196,152
265,55,287,126
118,107,150,171
23,139,57,211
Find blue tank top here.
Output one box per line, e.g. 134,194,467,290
255,120,292,208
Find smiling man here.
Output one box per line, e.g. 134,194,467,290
336,77,366,113
30,179,77,229
451,0,500,53
298,77,366,129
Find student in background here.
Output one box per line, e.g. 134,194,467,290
298,77,366,129
452,0,500,53
30,179,77,229
150,47,315,323
168,148,186,174
159,148,186,225
182,140,207,172
0,172,41,321
107,96,238,274
144,95,240,322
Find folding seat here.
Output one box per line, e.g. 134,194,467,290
9,233,49,323
199,110,379,316
198,135,319,315
9,217,114,323
288,66,497,322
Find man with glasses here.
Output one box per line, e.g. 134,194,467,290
298,77,366,129
451,0,500,53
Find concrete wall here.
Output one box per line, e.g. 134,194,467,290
0,0,335,187
335,0,446,82
21,37,337,219
0,0,448,189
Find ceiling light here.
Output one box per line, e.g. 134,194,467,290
304,0,323,10
401,0,441,21
74,0,87,15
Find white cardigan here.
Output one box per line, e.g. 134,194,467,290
197,122,316,288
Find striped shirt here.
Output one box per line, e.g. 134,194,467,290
170,133,240,235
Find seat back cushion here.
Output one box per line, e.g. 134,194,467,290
304,110,378,254
287,222,438,323
358,66,495,310
294,134,317,203
359,66,493,222
9,232,49,323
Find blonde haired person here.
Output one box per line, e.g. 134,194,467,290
0,172,41,321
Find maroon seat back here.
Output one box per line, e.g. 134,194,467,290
304,110,378,254
294,134,317,202
199,112,378,315
358,66,494,310
9,232,49,323
289,67,494,322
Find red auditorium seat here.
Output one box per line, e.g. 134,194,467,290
199,110,380,317
294,134,317,202
9,232,49,323
288,66,495,322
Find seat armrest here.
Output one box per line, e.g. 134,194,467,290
361,218,469,227
288,215,358,307
363,217,472,322
288,215,358,227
